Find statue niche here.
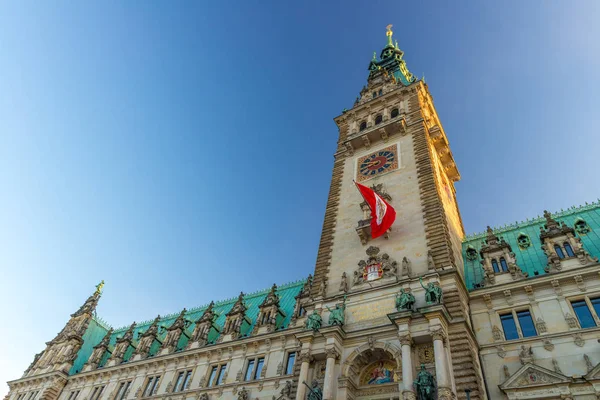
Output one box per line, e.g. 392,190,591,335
352,246,398,288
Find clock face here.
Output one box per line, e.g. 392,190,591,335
356,144,399,182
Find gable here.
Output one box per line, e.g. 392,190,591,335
500,363,571,390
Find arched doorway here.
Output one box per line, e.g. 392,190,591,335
340,341,402,400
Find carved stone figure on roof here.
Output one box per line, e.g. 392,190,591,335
326,296,346,326
419,278,442,304
395,288,415,311
414,364,435,400
305,310,322,332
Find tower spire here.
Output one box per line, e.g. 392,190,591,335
386,24,394,47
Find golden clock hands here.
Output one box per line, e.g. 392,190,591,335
363,160,382,167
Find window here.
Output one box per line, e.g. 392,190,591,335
372,92,377,99
378,89,383,96
244,357,264,381
285,352,296,375
491,259,500,273
173,370,192,392
499,309,537,340
375,115,383,125
500,313,519,340
90,387,105,400
590,297,600,317
572,300,595,328
359,121,367,131
499,257,508,272
516,310,537,337
143,376,160,398
216,365,227,385
298,306,306,317
68,391,80,400
114,382,130,400
564,242,575,257
207,367,218,387
554,244,565,259
390,108,399,118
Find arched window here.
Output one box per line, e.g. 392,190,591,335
359,121,367,131
378,89,383,96
372,92,377,99
500,257,509,272
555,244,565,259
391,108,399,118
375,115,383,125
564,242,575,257
491,259,500,273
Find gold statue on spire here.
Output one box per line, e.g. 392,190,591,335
95,280,105,295
386,24,393,35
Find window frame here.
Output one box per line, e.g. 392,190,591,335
375,115,383,125
568,295,600,329
114,381,131,400
90,386,105,400
390,108,399,118
498,308,538,340
359,121,367,131
142,375,161,398
244,356,265,381
207,363,228,387
284,351,296,376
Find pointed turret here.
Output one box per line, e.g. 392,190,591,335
24,282,105,376
366,25,416,86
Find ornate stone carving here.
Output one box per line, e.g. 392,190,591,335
198,394,208,400
429,326,446,341
110,322,136,363
503,289,513,305
479,226,526,281
503,365,510,380
585,354,594,372
524,285,534,301
575,275,586,291
416,344,434,364
543,339,554,351
85,328,112,369
519,345,534,365
565,312,579,328
134,316,160,358
326,348,340,360
574,333,585,347
222,293,249,339
483,294,493,309
535,317,547,334
161,309,188,353
401,257,412,277
237,387,248,400
352,246,398,286
492,325,504,342
552,359,562,374
552,279,562,295
497,345,506,358
398,332,412,346
254,284,282,333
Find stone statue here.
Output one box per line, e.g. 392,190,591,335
419,278,442,304
198,394,209,400
305,380,323,400
339,272,348,293
519,345,534,364
413,364,436,400
281,380,292,396
305,310,322,332
402,257,412,276
427,251,435,270
395,288,415,311
326,296,346,326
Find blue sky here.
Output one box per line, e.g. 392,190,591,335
1,1,599,393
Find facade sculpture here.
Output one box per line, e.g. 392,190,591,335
7,25,600,400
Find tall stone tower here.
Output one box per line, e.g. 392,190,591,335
297,26,488,400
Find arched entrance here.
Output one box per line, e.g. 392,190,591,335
340,341,403,400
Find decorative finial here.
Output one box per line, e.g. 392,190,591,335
372,51,377,61
395,40,399,49
95,280,105,295
386,24,394,46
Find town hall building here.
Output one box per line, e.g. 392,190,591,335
7,26,600,400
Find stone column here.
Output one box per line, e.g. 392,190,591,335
295,352,312,400
323,348,339,400
399,332,415,400
431,327,452,400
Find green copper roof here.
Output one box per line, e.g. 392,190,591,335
70,279,306,373
366,25,416,86
463,201,600,290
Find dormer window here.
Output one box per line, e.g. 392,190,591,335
372,92,377,99
359,121,367,131
375,115,383,125
517,234,531,249
390,108,399,118
492,259,500,273
575,219,591,235
499,257,509,272
465,247,478,261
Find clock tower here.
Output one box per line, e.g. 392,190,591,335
298,26,488,400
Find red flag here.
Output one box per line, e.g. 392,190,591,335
354,182,397,239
